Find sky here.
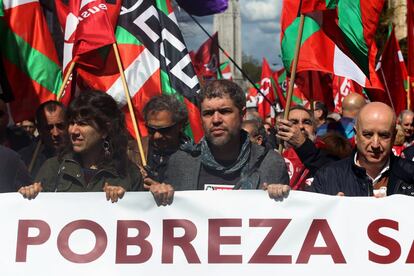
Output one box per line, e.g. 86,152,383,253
176,0,283,69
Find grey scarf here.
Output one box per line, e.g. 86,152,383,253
182,131,265,189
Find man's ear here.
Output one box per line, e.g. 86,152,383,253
241,107,247,118
256,135,264,146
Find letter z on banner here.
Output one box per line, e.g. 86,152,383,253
1,191,414,275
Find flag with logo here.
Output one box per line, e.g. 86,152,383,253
55,0,120,104
191,32,220,82
79,0,203,142
257,58,277,121
332,75,363,113
0,0,62,122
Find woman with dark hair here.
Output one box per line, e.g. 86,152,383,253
19,91,143,201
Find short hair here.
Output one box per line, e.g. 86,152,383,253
199,80,245,113
289,105,314,119
143,94,188,126
314,101,328,120
398,110,414,123
242,119,266,138
35,100,65,127
320,132,352,159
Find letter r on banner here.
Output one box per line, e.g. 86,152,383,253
162,219,201,263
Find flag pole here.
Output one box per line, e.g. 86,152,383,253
408,75,411,110
278,14,305,153
112,43,147,167
28,61,76,173
187,13,276,109
380,68,396,111
56,61,76,101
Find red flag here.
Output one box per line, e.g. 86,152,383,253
192,32,220,81
295,71,334,111
272,70,287,109
55,0,120,103
332,76,363,113
258,59,277,121
375,27,408,115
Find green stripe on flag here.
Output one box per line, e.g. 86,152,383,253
326,0,338,9
0,20,62,94
155,0,170,16
160,70,195,139
0,0,4,17
337,0,369,75
281,16,320,72
115,26,143,46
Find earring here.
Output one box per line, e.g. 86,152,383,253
103,139,111,158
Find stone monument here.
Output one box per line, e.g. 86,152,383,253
213,0,243,84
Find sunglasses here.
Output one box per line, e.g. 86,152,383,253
146,123,177,135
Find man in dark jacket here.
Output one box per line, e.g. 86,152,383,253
0,145,32,192
310,102,414,197
148,80,290,205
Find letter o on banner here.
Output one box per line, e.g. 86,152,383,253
57,220,108,263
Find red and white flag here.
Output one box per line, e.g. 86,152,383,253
55,0,120,103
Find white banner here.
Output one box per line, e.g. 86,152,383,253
1,190,414,275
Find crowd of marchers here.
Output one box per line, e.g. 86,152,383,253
2,79,414,205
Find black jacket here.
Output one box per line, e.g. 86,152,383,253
310,155,414,196
294,138,339,176
0,145,32,192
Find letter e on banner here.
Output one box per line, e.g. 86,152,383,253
208,219,242,263
57,220,107,263
296,219,346,264
16,220,51,262
162,219,201,263
368,219,401,264
116,220,152,263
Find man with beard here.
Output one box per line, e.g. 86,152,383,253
148,80,290,205
310,102,414,197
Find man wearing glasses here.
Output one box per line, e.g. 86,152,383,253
141,94,190,185
19,101,67,177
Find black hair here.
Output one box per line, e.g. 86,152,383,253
35,100,65,128
199,80,245,113
62,91,128,176
143,94,188,127
314,101,328,120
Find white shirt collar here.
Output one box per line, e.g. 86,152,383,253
354,153,390,184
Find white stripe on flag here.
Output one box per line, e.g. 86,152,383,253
397,50,404,62
3,0,37,9
333,45,367,87
107,48,159,107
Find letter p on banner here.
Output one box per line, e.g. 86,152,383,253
16,220,51,262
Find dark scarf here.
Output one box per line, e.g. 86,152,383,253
182,131,264,189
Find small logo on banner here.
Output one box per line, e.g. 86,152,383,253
204,184,234,191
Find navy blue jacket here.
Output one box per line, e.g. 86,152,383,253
310,155,414,196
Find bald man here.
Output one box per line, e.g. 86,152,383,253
317,93,366,141
310,102,414,197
